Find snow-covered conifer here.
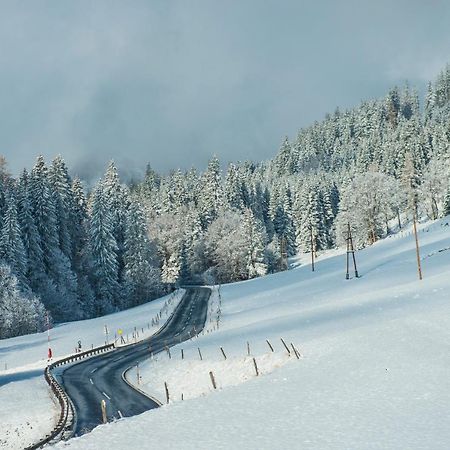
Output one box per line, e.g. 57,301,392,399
89,185,119,314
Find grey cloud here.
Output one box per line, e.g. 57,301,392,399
0,0,450,182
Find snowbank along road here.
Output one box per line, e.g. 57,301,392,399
60,287,210,436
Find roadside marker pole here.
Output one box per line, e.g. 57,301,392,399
253,357,259,376
209,371,217,390
101,399,107,424
413,214,423,280
164,382,170,404
345,223,359,279
280,338,291,355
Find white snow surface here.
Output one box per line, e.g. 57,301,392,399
3,218,450,450
53,218,450,450
127,287,297,404
0,289,184,450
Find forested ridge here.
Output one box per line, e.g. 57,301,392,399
1,65,450,338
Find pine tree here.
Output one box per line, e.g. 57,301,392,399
102,161,129,283
124,199,161,306
29,156,79,318
49,156,73,259
161,253,180,285
89,185,120,314
401,152,421,214
265,235,283,273
29,156,60,272
0,192,27,285
225,163,245,210
198,156,223,227
71,177,95,318
242,208,267,278
17,170,46,293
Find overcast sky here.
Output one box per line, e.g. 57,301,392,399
1,0,449,181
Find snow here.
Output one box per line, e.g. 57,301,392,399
51,217,450,450
3,217,450,449
0,289,184,449
0,366,56,450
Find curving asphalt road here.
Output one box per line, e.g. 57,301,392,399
60,287,210,436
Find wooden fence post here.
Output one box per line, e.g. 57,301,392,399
280,338,291,355
291,343,301,359
220,347,227,360
164,382,170,404
198,347,203,361
209,371,217,389
101,399,107,424
266,339,274,352
252,357,259,376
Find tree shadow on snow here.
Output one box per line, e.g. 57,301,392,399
0,368,44,387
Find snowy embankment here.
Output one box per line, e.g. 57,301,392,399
126,287,300,404
0,289,184,450
54,217,450,450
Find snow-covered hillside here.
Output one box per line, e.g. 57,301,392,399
2,218,450,450
0,289,184,450
46,217,450,450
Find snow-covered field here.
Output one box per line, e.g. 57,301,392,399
0,289,184,450
126,287,299,404
3,217,450,450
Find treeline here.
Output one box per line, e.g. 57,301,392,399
1,65,450,338
266,65,450,247
0,157,162,338
132,65,450,284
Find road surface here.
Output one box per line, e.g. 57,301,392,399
61,287,210,435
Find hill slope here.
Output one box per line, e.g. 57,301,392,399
48,217,450,450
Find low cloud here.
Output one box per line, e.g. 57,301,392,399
1,0,449,180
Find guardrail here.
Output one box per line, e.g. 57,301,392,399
122,365,163,407
25,288,204,448
25,343,115,450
